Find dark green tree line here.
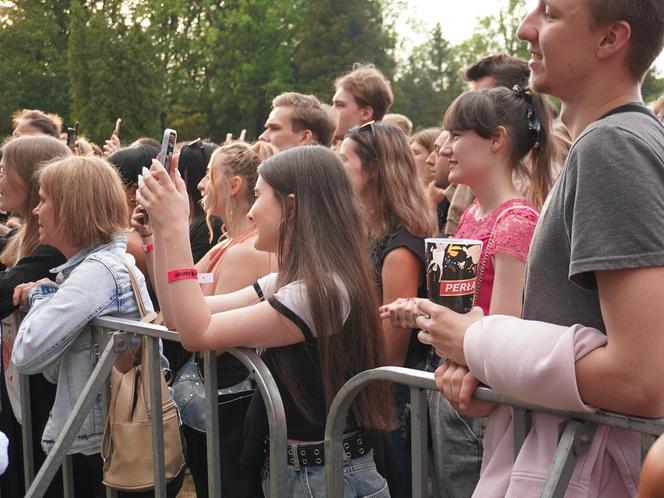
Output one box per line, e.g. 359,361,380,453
1,0,662,142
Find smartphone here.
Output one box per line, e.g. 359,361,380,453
158,128,177,173
114,118,122,138
142,128,177,225
66,121,79,151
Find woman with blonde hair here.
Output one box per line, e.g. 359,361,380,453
0,136,73,497
12,156,180,497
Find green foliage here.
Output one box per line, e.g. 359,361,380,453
455,0,529,69
197,0,302,141
3,0,663,145
0,0,70,138
643,68,664,104
392,24,464,129
294,0,396,99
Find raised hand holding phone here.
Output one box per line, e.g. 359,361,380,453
139,129,177,224
136,157,189,232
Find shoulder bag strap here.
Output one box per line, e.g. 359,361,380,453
123,263,147,319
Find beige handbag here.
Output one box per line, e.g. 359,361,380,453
101,266,185,491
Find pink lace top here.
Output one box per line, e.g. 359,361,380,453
455,198,539,315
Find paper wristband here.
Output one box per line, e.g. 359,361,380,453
167,269,198,283
197,272,214,284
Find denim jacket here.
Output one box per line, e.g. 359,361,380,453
12,234,158,455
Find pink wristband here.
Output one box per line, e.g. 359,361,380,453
167,269,198,283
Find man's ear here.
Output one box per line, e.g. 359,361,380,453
286,193,296,221
597,21,631,60
300,129,313,144
360,105,375,123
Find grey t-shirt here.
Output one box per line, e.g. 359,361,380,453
523,108,664,332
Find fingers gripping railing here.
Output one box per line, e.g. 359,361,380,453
324,367,664,498
18,316,288,498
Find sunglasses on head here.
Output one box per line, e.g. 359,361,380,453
351,121,379,159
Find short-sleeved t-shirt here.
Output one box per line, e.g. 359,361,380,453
523,107,664,332
455,198,538,315
255,272,350,339
253,272,352,440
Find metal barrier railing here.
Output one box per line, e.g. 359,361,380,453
324,366,664,498
16,316,288,498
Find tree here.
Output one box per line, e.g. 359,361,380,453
455,0,529,69
0,0,70,137
643,68,664,104
194,0,301,141
293,0,396,100
392,24,465,129
68,0,162,144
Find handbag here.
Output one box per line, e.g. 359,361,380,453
172,353,253,433
101,265,186,492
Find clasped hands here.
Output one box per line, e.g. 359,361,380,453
380,298,492,415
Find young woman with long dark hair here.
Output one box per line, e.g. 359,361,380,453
138,146,394,497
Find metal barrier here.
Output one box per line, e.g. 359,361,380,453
324,366,664,498
15,316,288,498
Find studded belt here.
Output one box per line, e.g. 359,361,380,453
286,431,369,467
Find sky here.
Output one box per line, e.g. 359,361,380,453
397,0,664,71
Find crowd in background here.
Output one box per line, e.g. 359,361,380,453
1,1,664,497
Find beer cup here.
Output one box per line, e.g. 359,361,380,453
425,238,483,314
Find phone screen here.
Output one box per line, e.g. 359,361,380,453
158,129,177,172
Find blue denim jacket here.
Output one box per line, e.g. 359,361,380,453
12,234,158,455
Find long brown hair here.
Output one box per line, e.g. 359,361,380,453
0,136,71,267
258,146,394,430
443,87,554,208
346,123,436,240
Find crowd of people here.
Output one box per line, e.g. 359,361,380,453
1,0,664,497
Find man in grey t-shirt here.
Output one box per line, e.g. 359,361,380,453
409,0,664,419
523,109,664,332
384,1,664,495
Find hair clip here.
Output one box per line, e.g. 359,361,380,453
512,85,542,149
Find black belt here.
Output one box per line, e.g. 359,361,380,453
286,432,369,467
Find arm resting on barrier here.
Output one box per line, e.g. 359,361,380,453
464,315,604,414
12,258,119,374
575,267,664,418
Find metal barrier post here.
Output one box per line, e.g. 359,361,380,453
97,328,118,498
24,333,128,498
325,367,434,498
62,455,74,498
228,348,288,497
513,408,532,459
203,350,222,497
147,336,166,498
410,386,428,498
540,421,595,498
19,371,34,487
